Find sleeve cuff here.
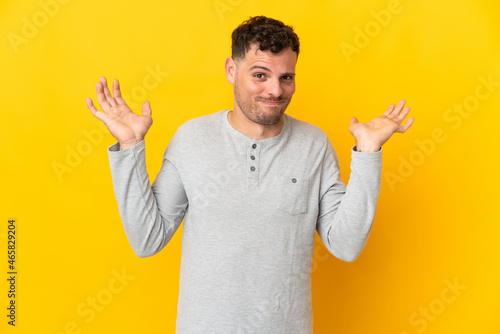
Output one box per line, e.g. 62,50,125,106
352,145,382,154
107,139,146,154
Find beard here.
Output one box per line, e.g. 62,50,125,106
234,82,291,126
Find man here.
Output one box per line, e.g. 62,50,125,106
86,16,413,333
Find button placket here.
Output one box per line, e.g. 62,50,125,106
247,142,260,186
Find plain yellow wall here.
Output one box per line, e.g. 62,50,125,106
2,0,499,333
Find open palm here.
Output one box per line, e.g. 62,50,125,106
349,100,414,151
86,77,153,149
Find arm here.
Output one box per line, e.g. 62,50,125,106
316,144,382,262
86,77,188,257
316,100,413,262
108,139,188,258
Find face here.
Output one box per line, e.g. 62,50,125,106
226,44,297,126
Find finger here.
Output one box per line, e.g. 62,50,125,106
112,79,121,98
86,97,106,122
142,101,152,117
113,79,127,105
390,99,406,116
397,117,414,133
96,81,111,111
100,77,117,107
382,104,395,117
395,106,411,123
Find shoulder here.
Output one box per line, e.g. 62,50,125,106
285,115,342,161
175,110,226,138
286,114,330,144
163,111,227,162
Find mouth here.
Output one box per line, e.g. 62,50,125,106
259,100,284,106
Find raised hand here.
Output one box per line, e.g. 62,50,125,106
86,77,153,150
349,100,414,152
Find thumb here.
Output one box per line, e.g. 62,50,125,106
141,101,152,117
350,116,358,125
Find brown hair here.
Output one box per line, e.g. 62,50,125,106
231,16,300,60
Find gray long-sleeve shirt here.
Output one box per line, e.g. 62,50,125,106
107,110,382,333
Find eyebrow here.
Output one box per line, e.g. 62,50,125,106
249,65,295,76
249,65,270,72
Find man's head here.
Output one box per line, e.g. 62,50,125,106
225,16,300,127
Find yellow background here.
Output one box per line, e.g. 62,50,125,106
2,0,499,333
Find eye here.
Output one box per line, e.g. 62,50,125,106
281,75,294,81
254,73,265,79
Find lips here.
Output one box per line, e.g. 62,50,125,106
259,100,284,105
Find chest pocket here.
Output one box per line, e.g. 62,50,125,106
277,176,309,215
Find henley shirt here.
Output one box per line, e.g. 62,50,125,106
107,109,383,333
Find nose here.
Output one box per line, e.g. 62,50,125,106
265,78,283,98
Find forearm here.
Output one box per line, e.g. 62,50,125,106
108,139,186,257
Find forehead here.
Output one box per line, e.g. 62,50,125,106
238,44,297,71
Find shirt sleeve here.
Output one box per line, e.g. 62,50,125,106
316,142,382,262
107,137,188,258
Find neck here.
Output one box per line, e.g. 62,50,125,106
227,109,284,140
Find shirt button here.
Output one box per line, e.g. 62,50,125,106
251,155,255,160
292,178,297,183
250,166,256,171
252,144,257,149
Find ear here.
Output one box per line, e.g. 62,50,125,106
225,57,236,84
